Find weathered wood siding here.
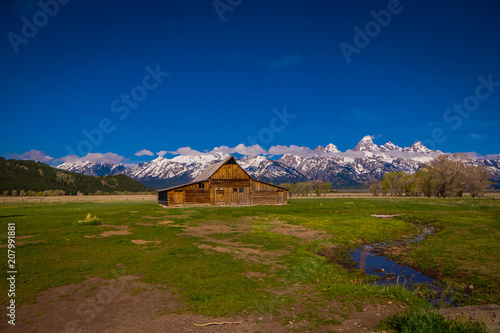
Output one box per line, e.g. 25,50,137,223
250,180,287,205
184,182,210,206
210,180,251,206
211,164,250,180
160,181,210,207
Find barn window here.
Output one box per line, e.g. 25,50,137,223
233,188,238,192
239,188,244,192
199,183,205,189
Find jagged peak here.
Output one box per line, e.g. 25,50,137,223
380,141,402,152
353,136,379,152
325,143,340,153
403,141,432,154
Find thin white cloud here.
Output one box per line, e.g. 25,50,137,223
56,152,127,164
211,144,267,156
135,149,154,156
83,153,127,164
156,151,168,156
170,147,205,156
466,152,500,160
470,133,480,139
268,145,315,157
55,155,80,163
269,51,302,69
10,149,53,162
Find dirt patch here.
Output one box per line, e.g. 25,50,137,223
435,304,500,333
136,222,155,226
333,302,407,332
0,240,41,248
195,243,235,254
131,239,161,245
178,220,287,267
17,235,36,240
194,241,287,267
159,220,175,225
0,275,186,333
242,271,268,279
164,214,192,219
84,225,131,238
268,221,329,240
0,234,40,247
141,215,170,219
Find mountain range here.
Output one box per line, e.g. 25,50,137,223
57,136,500,189
0,157,151,194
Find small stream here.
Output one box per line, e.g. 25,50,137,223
350,245,435,286
348,226,461,306
350,227,437,286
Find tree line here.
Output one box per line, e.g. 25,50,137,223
368,153,491,198
279,180,333,198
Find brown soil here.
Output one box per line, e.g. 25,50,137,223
1,275,406,333
84,225,131,238
268,220,329,240
136,222,155,226
158,220,175,225
17,235,36,240
141,215,170,219
0,240,41,248
130,239,161,245
180,220,288,267
435,304,500,333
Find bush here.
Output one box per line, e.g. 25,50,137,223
76,213,102,226
379,311,487,333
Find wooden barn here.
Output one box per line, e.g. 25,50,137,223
157,155,288,207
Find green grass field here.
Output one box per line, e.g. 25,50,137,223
1,197,498,330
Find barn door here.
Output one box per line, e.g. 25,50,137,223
215,189,225,205
173,190,184,205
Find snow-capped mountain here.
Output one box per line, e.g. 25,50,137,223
56,136,500,188
126,153,230,189
402,141,434,154
238,155,307,184
58,161,126,177
353,135,380,152
379,141,402,152
314,143,340,154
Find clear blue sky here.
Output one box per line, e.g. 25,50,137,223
1,0,499,164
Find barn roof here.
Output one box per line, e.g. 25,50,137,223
191,155,237,182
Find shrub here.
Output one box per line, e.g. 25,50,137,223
379,311,487,333
76,213,102,226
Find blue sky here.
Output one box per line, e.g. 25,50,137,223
1,0,499,165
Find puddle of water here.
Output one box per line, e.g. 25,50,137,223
350,246,435,286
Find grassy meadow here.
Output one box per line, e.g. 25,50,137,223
0,197,498,330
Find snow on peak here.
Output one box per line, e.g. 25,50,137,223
325,143,340,153
403,141,432,154
380,141,402,152
353,136,380,152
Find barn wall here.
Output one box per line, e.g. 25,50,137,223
211,165,250,180
210,180,251,206
160,181,210,207
250,180,287,205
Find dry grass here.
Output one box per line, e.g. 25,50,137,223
0,194,156,203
